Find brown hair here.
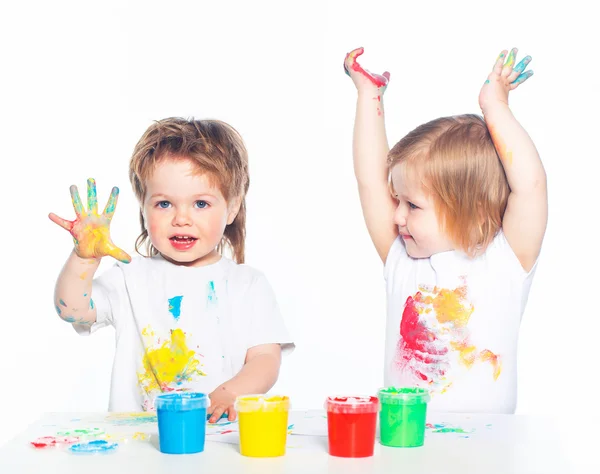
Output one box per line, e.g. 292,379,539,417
129,117,249,263
388,114,509,256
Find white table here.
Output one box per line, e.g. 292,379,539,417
0,410,597,473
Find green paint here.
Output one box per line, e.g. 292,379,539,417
433,427,469,433
87,178,98,213
378,387,430,447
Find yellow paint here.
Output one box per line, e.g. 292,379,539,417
412,284,501,382
79,272,87,280
479,349,502,380
432,286,474,327
236,396,289,457
137,327,206,395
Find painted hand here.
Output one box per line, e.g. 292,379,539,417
397,293,450,383
208,386,237,423
344,47,390,92
49,178,132,263
479,47,533,112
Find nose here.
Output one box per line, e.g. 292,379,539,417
173,207,192,226
393,202,407,228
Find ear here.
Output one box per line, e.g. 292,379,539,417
226,197,242,225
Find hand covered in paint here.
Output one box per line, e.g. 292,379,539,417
344,47,390,93
48,178,131,263
479,47,533,113
208,386,238,423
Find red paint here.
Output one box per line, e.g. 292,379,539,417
344,47,389,88
30,436,79,448
398,294,448,381
325,396,378,458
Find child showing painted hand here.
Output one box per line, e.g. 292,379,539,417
50,119,294,416
345,47,546,414
49,179,131,326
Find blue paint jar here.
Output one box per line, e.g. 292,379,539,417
156,392,209,454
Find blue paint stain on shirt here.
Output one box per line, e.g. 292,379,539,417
207,281,218,307
168,296,184,320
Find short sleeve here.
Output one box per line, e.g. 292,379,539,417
485,230,539,279
72,263,125,336
384,236,409,281
246,274,295,356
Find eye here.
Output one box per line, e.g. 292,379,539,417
408,201,419,210
194,200,209,209
157,201,171,209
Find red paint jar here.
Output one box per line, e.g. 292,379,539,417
325,396,379,458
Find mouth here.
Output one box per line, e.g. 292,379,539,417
400,234,413,240
169,235,198,250
169,235,198,242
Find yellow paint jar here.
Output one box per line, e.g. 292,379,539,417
235,395,290,457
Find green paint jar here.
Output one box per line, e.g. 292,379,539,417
378,387,430,447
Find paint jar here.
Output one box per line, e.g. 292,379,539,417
235,395,290,457
378,387,430,447
155,392,208,454
325,396,379,458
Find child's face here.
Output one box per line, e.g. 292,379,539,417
390,163,454,258
142,158,239,267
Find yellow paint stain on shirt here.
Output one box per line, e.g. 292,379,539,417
432,286,474,327
450,341,478,368
479,349,502,380
138,327,206,394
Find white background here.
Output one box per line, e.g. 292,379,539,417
1,0,598,446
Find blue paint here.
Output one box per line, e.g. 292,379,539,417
207,281,218,306
484,79,490,84
83,293,87,297
55,305,62,316
513,55,531,74
90,298,95,309
59,299,67,307
206,412,228,422
168,296,183,320
156,392,208,454
70,439,117,454
64,316,76,323
511,70,533,85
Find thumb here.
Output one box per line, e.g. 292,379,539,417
105,241,132,263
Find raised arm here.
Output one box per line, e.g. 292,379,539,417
479,48,547,272
344,47,398,263
49,178,131,326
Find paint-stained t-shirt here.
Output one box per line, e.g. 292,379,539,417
75,255,294,412
384,231,537,414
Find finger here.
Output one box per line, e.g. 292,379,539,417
493,50,508,75
87,178,98,215
105,242,132,263
102,187,119,220
510,70,534,89
502,47,518,77
48,212,74,232
344,46,364,75
208,406,225,424
70,185,84,218
508,55,531,83
227,407,237,422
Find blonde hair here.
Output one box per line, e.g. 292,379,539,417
129,117,249,263
388,114,509,256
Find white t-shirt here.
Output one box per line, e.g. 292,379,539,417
76,255,294,412
384,231,537,414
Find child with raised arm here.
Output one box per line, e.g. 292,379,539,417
344,47,546,413
49,118,294,421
